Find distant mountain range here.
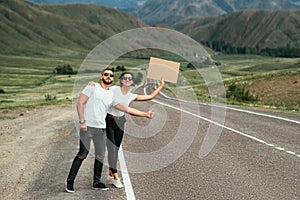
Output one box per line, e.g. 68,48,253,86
136,0,300,25
29,0,300,25
1,0,300,57
29,0,146,12
0,0,145,57
175,10,300,57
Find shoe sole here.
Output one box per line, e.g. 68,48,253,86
113,184,124,188
65,179,75,193
92,187,109,191
66,188,75,193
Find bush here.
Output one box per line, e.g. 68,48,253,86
116,65,126,72
44,93,57,101
226,83,257,102
0,88,5,93
53,64,76,75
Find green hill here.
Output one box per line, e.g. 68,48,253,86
136,0,300,25
175,10,300,57
0,0,146,57
2,1,300,58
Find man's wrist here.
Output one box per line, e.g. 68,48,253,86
79,119,85,124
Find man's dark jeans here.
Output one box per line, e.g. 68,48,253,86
67,127,106,182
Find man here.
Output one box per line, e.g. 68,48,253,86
65,68,153,193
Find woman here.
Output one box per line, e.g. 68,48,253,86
106,72,164,188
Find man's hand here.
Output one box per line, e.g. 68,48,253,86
147,109,154,119
80,123,87,131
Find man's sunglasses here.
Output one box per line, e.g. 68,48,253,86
122,77,133,81
102,72,114,77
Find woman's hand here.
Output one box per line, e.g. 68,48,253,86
159,78,165,87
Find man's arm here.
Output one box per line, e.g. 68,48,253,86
114,103,154,119
77,93,89,130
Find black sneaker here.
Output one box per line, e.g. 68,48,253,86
93,181,109,190
65,179,75,193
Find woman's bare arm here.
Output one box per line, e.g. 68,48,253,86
135,79,164,101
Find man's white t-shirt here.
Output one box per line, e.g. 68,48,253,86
108,86,137,117
82,84,120,128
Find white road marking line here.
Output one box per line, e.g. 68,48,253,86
275,147,285,151
158,88,300,125
286,151,296,155
266,143,275,147
200,103,300,125
152,99,300,159
119,145,136,200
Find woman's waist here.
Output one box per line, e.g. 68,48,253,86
106,113,125,120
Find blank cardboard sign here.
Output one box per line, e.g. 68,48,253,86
147,57,180,83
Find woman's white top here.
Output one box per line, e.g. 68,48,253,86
108,86,137,117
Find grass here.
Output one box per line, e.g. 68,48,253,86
0,54,299,112
214,54,300,110
0,55,77,109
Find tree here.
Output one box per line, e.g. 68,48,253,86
116,65,126,72
53,64,76,75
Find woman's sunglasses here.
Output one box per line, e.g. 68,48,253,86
122,77,133,81
102,72,114,77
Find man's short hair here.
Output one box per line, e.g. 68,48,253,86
101,67,114,74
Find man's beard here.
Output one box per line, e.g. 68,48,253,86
102,78,113,85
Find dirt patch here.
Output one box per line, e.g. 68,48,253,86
249,74,300,109
0,104,74,199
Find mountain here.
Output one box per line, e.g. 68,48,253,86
176,10,300,57
0,0,146,57
29,0,146,12
136,0,300,25
1,1,300,58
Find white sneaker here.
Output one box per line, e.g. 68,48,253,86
113,178,124,188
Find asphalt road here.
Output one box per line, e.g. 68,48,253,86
123,95,300,200
4,91,299,199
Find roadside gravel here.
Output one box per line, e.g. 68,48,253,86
0,105,74,199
